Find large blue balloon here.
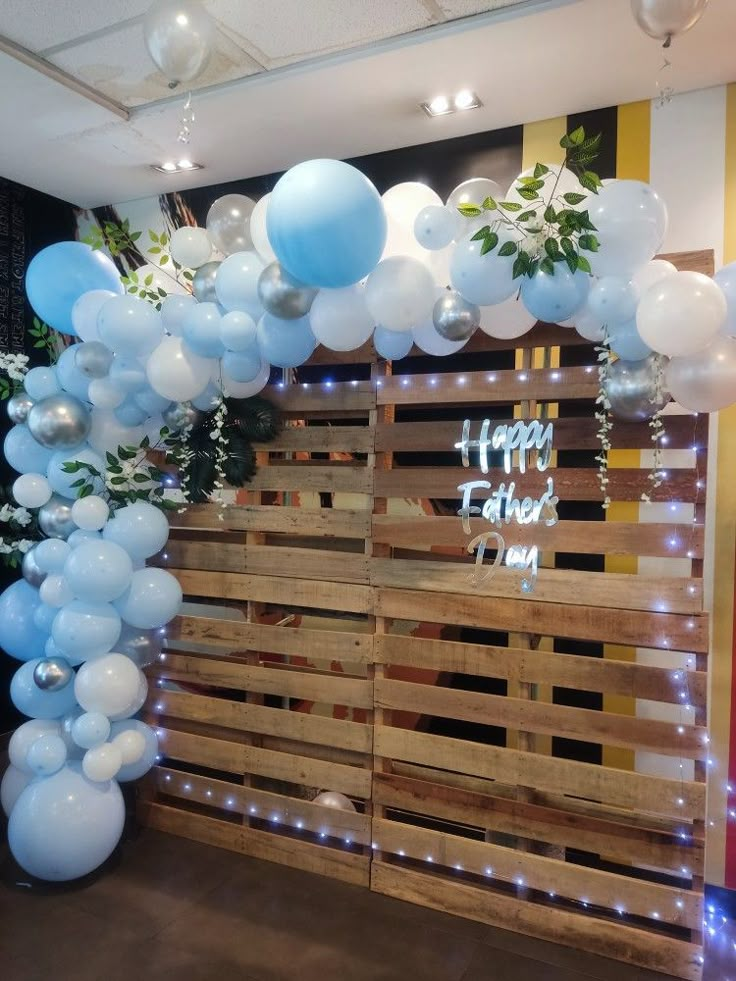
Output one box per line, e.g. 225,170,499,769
521,267,590,324
25,242,122,336
4,425,55,475
0,580,49,662
47,446,105,499
267,159,387,288
11,658,79,719
257,313,316,369
374,326,413,361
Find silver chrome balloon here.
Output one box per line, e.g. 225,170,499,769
143,0,216,86
162,401,205,431
7,390,34,424
432,291,480,342
192,260,221,303
604,354,670,422
630,0,708,43
206,194,256,255
33,656,73,692
38,495,76,540
21,545,47,588
27,393,91,450
257,262,318,320
74,341,114,379
116,623,163,668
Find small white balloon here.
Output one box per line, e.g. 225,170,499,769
414,205,461,251
146,336,213,402
83,743,123,782
13,473,52,509
71,495,110,531
250,193,277,263
75,653,147,720
111,728,146,765
313,790,356,811
631,259,677,295
72,289,118,342
170,226,212,269
365,257,435,333
220,359,271,398
309,286,374,351
637,270,726,357
479,294,537,340
383,182,442,231
88,377,126,409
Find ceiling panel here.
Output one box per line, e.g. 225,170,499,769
0,0,149,52
437,0,533,15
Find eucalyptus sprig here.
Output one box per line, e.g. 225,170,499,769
458,125,603,279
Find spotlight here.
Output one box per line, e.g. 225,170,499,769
422,90,481,117
151,160,204,174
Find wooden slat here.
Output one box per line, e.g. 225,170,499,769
372,818,700,927
247,464,372,494
375,678,705,759
173,616,374,663
265,380,375,413
375,587,708,652
371,863,701,980
174,570,372,614
374,726,704,818
373,559,702,614
172,504,371,538
140,802,370,886
254,424,374,453
371,514,704,559
375,634,707,708
373,772,702,875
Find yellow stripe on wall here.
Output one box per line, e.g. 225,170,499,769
521,116,566,171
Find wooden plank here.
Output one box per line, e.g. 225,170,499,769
172,504,370,538
375,587,708,652
371,514,704,559
659,249,714,276
371,864,701,980
253,424,374,454
173,616,374,663
373,559,702,614
174,570,372,614
247,464,372,495
265,380,375,414
375,634,707,708
161,541,370,585
374,466,699,503
372,818,700,927
140,802,370,886
154,652,373,709
375,678,705,759
159,727,372,798
373,772,702,875
374,726,704,818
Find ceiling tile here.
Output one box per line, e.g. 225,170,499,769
0,0,150,52
211,0,435,68
437,0,535,16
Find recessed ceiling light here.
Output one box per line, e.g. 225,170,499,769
178,158,195,169
160,161,177,172
427,95,450,116
421,90,482,117
151,160,204,174
454,89,478,110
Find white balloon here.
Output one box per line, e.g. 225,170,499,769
72,290,118,343
450,232,519,306
160,293,197,336
365,257,435,333
637,271,726,357
215,251,265,316
666,335,736,412
382,182,442,231
83,743,123,782
220,359,271,398
309,286,374,351
631,259,678,295
75,653,147,720
572,307,606,343
414,205,462,251
39,573,75,608
587,180,668,278
146,336,212,402
170,226,212,269
9,719,61,775
88,377,126,410
111,728,146,765
250,194,277,263
88,408,144,456
13,473,51,509
479,294,537,340
447,177,504,213
1,765,31,817
71,495,109,531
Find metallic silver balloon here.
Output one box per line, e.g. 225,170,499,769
631,0,708,42
27,393,91,450
162,401,205,431
206,194,256,255
604,354,670,421
432,291,480,341
7,390,34,424
257,263,318,320
33,656,73,692
74,341,113,379
192,260,221,303
143,0,216,86
21,545,47,588
116,623,163,668
313,791,356,811
38,495,76,540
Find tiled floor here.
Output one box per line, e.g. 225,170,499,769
0,828,731,981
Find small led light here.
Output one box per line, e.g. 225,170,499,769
652,911,660,920
696,480,704,489
615,905,625,916
660,435,669,445
398,849,405,857
183,782,192,792
320,832,327,839
677,726,685,735
676,797,684,806
164,773,172,782
454,863,463,871
585,365,594,373
226,797,235,807
550,371,560,380
518,372,528,381
427,95,450,115
271,814,280,823
429,377,437,387
277,381,285,390
548,891,556,898
457,376,467,385
401,378,410,387
485,867,493,876
581,898,589,908
205,789,213,799
515,876,525,887
344,838,352,846
426,855,434,863
676,899,684,910
454,89,476,110
486,373,496,382
249,805,257,815
350,380,358,387
324,380,333,389
302,382,310,389
178,158,195,170
296,820,304,830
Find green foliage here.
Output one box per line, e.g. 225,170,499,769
457,125,603,278
28,317,59,362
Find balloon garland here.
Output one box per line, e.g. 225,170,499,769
2,123,735,881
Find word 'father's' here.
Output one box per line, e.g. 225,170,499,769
455,418,559,592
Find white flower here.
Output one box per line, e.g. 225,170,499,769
0,541,12,554
0,504,13,523
13,507,32,527
16,539,34,553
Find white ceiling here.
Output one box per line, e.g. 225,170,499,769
0,0,733,208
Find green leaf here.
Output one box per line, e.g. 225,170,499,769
560,236,575,257
470,225,491,242
498,240,518,257
79,484,94,498
518,178,545,190
481,196,497,211
182,269,193,281
160,232,169,246
457,203,483,217
533,162,550,178
544,237,561,259
107,464,123,475
578,233,600,252
578,210,597,231
61,462,81,473
70,478,86,488
569,125,585,146
130,231,142,241
106,451,117,466
566,254,578,275
540,257,555,276
576,254,592,274
516,210,536,222
517,188,540,201
512,251,530,279
480,235,498,256
149,246,162,255
149,230,160,243
543,204,556,223
160,254,169,265
157,287,167,298
579,171,602,194
141,435,150,449
499,201,523,212
563,192,586,205
33,340,46,348
133,473,149,483
144,273,154,286
110,476,127,486
528,257,540,279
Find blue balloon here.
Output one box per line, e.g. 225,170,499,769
267,159,387,288
110,719,159,781
115,397,149,427
47,446,105,499
135,386,171,415
102,501,169,561
67,529,101,548
8,762,125,880
374,326,414,361
25,242,122,336
182,302,225,358
35,538,71,572
109,355,146,393
220,310,257,351
46,635,85,668
608,317,652,361
52,600,122,660
56,345,90,402
24,366,60,400
257,313,316,369
521,267,590,324
0,580,49,662
114,567,182,629
4,425,55,475
64,540,133,603
34,602,59,633
222,347,261,382
191,382,222,411
11,658,79,719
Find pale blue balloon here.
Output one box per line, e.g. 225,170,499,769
26,733,67,776
8,761,125,880
109,355,147,393
215,251,264,317
110,719,159,781
67,529,102,547
182,302,225,358
25,241,122,336
715,261,736,336
52,600,122,660
450,234,518,306
220,310,257,351
11,658,79,719
35,538,71,572
135,386,171,415
374,326,413,361
256,313,316,369
34,602,59,633
222,347,261,382
114,567,182,629
47,446,105,499
24,366,60,400
72,711,110,749
55,345,90,402
102,501,169,561
97,294,164,358
414,205,459,251
0,580,49,661
45,635,85,667
521,267,590,324
4,425,54,475
608,317,652,361
115,396,149,427
191,382,222,411
64,540,133,603
267,159,387,288
587,275,638,326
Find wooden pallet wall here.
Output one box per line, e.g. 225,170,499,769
139,251,712,981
